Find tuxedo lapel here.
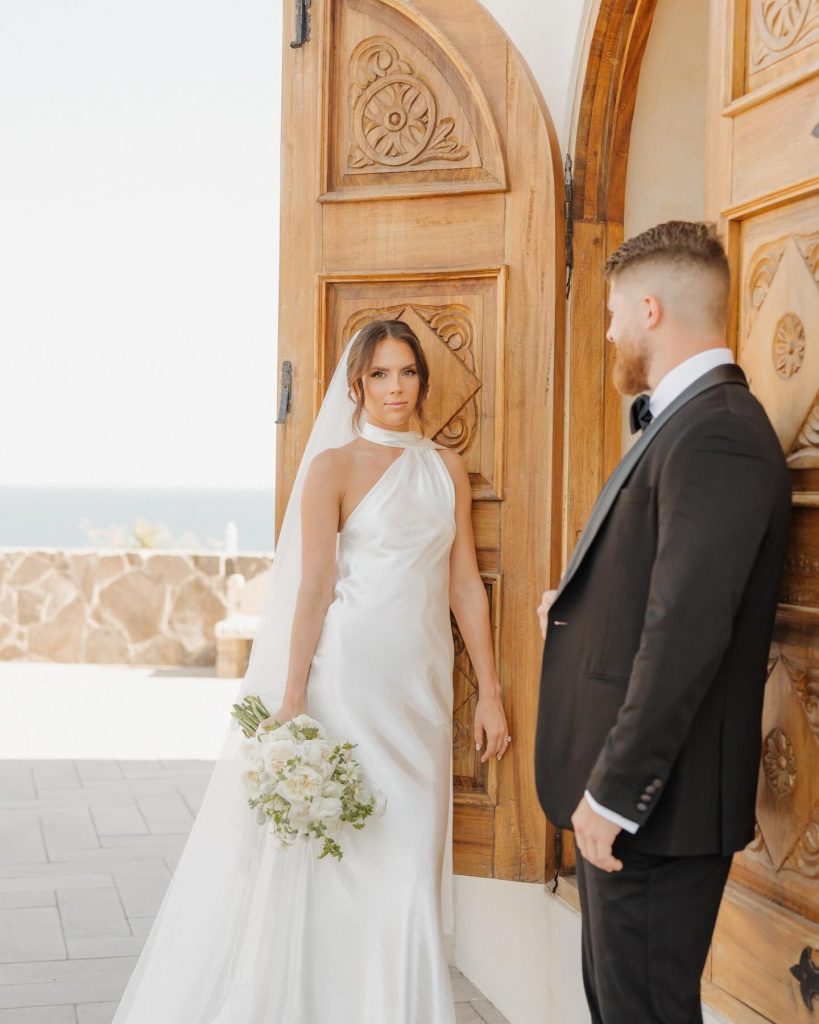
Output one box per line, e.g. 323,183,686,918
556,364,748,598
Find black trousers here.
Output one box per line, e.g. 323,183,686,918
575,847,732,1024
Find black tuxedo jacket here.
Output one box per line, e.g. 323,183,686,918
534,365,792,856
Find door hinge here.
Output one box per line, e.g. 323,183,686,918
564,153,574,300
550,829,564,893
275,361,293,424
290,0,311,49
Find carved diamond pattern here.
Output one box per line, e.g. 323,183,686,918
742,237,819,455
756,657,819,870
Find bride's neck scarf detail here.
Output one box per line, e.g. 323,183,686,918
360,421,427,448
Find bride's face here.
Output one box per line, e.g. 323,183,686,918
362,338,422,431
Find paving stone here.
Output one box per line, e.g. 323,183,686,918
0,958,136,986
44,847,174,868
0,877,111,896
125,916,153,937
31,765,80,793
87,806,145,839
109,860,170,917
0,765,36,802
63,937,146,960
451,969,484,1002
0,975,126,1009
455,1004,486,1024
133,791,192,831
74,763,122,783
76,1003,117,1024
174,777,210,814
57,890,129,941
40,810,99,854
0,816,46,866
0,908,66,964
0,1006,76,1023
470,998,510,1023
0,892,56,910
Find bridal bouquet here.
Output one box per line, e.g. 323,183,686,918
230,696,386,860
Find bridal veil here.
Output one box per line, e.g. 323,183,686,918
111,332,454,1023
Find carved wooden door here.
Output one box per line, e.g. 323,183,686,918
705,3,819,1020
275,0,564,883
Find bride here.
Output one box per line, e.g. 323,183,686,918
111,319,510,1024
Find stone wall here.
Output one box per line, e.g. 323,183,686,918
0,548,272,666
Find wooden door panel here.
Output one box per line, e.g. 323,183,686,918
321,193,506,271
712,883,819,1022
278,0,564,883
731,78,819,208
706,1,819,1019
321,0,506,201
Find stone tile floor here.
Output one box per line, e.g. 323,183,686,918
0,758,508,1024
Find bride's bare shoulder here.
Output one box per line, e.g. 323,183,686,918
307,442,359,482
434,446,469,488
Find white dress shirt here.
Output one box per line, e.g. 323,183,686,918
585,346,736,833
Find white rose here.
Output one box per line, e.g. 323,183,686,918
301,738,335,778
312,796,343,821
322,780,344,798
276,765,324,804
288,801,313,828
261,737,300,774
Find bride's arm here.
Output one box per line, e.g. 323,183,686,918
260,450,342,726
440,450,510,764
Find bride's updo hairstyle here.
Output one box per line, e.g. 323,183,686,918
347,319,431,433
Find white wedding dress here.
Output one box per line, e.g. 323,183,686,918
111,416,459,1024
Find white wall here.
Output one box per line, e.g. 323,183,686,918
478,0,595,153
454,876,587,1024
623,0,710,236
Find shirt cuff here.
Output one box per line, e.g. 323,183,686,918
584,789,639,834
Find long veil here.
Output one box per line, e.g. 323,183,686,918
111,332,454,1023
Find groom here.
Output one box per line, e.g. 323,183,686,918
534,221,791,1023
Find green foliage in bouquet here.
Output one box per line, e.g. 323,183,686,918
231,694,274,738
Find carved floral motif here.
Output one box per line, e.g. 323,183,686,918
784,820,819,877
348,38,469,170
772,312,806,379
752,0,819,69
763,726,798,797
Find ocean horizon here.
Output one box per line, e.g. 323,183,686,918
0,485,277,552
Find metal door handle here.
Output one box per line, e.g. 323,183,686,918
276,361,293,424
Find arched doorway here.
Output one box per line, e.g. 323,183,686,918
568,2,819,1021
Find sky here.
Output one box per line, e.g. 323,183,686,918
0,0,282,489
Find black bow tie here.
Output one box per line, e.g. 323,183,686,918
629,394,653,434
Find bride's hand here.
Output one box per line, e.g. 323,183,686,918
257,699,307,734
474,692,511,764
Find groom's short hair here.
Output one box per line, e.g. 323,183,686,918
605,221,730,330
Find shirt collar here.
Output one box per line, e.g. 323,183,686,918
649,348,735,419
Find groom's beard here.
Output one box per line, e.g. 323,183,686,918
612,334,651,396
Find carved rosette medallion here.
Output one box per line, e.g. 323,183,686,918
752,0,819,69
763,726,798,797
773,313,806,379
348,38,469,170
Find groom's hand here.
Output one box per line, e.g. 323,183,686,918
537,589,558,638
571,796,623,873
